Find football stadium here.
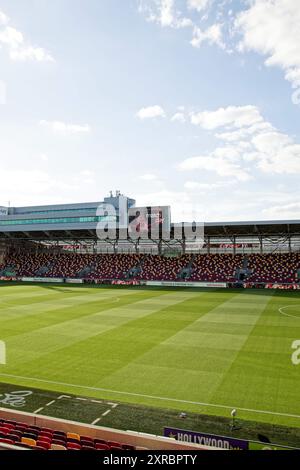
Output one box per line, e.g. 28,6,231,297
2,0,300,460
0,194,300,452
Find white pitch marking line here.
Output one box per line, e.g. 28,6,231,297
91,417,102,425
58,395,71,400
34,407,44,414
1,372,300,420
91,401,116,425
279,305,300,320
76,397,87,401
45,400,56,407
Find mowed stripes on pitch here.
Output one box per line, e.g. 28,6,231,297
0,287,270,401
96,292,271,403
0,285,300,428
210,293,300,420
0,286,203,378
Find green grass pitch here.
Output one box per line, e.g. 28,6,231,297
0,283,300,430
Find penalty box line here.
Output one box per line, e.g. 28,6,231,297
0,372,299,421
33,393,117,424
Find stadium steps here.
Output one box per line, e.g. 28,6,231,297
0,264,16,277
177,254,196,280
77,266,93,278
35,263,54,276
235,257,253,282
125,257,145,279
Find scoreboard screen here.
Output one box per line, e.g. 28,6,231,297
128,206,171,239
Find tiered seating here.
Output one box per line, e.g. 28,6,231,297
47,254,95,278
247,253,300,284
2,253,54,277
89,254,140,280
189,254,243,282
2,253,141,281
135,255,192,281
0,417,136,451
1,252,299,283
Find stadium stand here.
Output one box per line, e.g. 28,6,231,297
89,254,140,280
134,255,192,281
0,416,137,450
246,253,300,284
0,409,208,451
189,254,244,283
1,252,300,284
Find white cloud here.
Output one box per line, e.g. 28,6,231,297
216,121,274,142
138,1,228,52
157,0,175,26
81,169,94,177
138,0,192,29
263,202,300,220
235,0,300,89
252,131,292,154
135,188,203,222
250,131,300,175
187,0,211,12
0,10,9,25
184,180,235,190
191,23,225,49
137,0,300,93
0,169,74,195
191,105,263,130
184,181,208,190
136,105,166,119
171,112,186,123
39,120,91,135
140,173,158,180
178,151,251,181
136,188,190,206
235,140,252,151
179,102,300,180
0,11,54,62
0,168,99,207
79,170,95,185
10,44,54,62
138,1,300,94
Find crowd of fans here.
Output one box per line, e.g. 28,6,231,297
0,251,299,284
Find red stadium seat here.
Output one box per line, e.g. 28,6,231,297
36,440,51,450
95,443,110,450
0,438,14,445
67,442,82,450
0,407,141,451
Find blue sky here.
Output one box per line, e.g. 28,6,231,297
0,0,300,221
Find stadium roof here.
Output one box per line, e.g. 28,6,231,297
0,219,299,241
0,199,299,241
204,220,300,237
